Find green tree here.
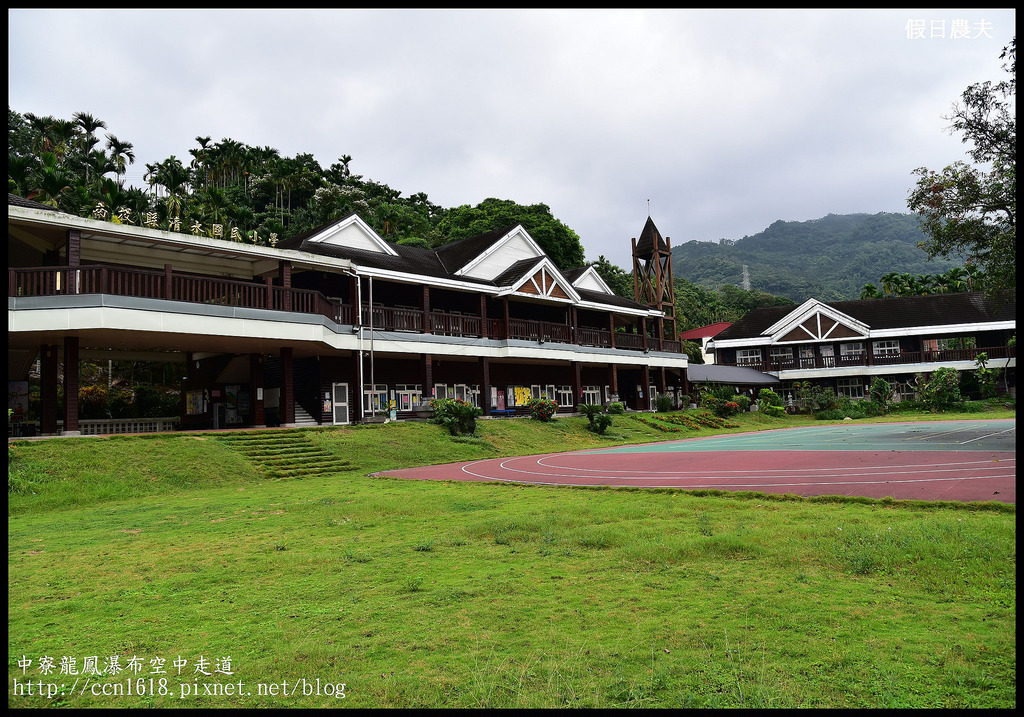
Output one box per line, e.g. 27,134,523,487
588,255,633,298
860,283,884,299
104,133,135,181
908,38,1015,301
917,367,962,411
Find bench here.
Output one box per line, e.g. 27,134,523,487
489,409,516,418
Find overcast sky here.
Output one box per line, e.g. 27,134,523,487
8,8,1016,268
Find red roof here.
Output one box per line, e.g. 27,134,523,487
678,322,732,340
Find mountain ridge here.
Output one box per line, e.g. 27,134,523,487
672,212,961,303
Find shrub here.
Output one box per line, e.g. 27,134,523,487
78,384,110,419
972,352,1000,399
869,377,895,415
707,399,742,418
793,382,838,413
528,399,558,422
588,413,613,434
430,397,481,436
654,394,674,412
578,403,605,426
815,396,870,420
889,398,924,413
606,402,626,414
734,395,751,412
757,389,783,414
836,396,868,419
862,400,885,417
697,384,737,407
918,367,961,411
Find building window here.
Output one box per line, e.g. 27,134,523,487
895,379,917,401
836,377,866,399
393,384,422,411
555,385,574,407
872,340,900,356
510,386,533,407
736,348,762,365
363,383,389,413
435,383,480,407
769,346,794,364
582,385,601,405
840,342,864,357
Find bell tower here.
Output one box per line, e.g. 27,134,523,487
632,216,677,341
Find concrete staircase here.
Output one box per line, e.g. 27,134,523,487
215,429,355,479
292,403,319,427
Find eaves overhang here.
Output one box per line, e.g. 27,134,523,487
9,204,355,276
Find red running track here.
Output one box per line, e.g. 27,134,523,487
379,448,1015,504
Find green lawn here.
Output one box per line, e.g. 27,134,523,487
7,408,1016,708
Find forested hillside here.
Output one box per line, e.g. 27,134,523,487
673,213,963,302
8,109,585,270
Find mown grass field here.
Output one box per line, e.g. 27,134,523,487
7,408,1016,708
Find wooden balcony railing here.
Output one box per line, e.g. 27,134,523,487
10,264,343,322
10,264,685,354
724,345,1015,372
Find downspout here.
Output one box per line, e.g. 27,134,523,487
342,266,363,421
369,274,375,418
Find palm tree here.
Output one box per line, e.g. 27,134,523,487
200,187,230,227
72,111,107,139
860,283,884,299
97,177,129,216
84,149,116,184
46,119,80,160
105,133,135,181
189,136,213,189
940,267,969,293
879,272,903,296
23,112,56,153
152,157,191,218
7,152,35,195
27,152,75,209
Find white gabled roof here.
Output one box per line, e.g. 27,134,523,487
571,265,615,295
456,225,544,281
763,298,869,342
305,214,398,256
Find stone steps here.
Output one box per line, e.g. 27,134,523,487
215,429,355,478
